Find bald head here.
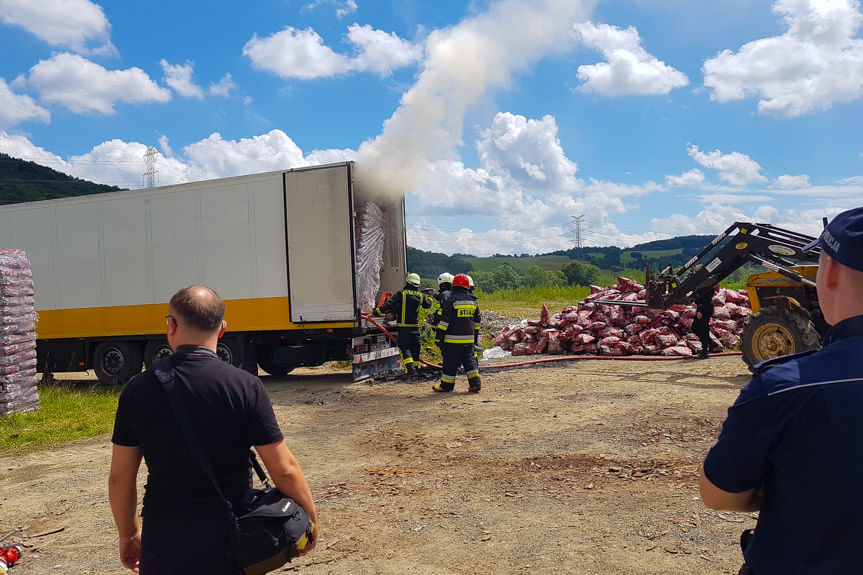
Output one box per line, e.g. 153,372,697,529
169,285,225,332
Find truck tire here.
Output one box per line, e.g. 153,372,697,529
258,362,295,377
93,342,143,385
144,340,173,371
256,345,295,377
741,306,821,370
216,337,242,367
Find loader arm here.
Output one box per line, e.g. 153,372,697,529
645,222,819,308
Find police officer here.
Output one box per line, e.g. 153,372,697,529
691,287,717,359
375,273,433,375
699,206,863,574
433,273,482,393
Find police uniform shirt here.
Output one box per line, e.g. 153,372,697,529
703,315,863,574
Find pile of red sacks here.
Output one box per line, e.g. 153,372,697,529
492,277,752,358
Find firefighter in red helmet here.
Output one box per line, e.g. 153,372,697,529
433,273,482,393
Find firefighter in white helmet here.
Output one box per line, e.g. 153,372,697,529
432,272,454,328
375,273,433,375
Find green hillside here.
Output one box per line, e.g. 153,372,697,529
0,153,122,205
407,231,730,293
462,254,572,273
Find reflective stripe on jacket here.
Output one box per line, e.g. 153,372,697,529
378,285,433,327
437,286,481,344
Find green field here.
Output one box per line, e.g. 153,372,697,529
462,255,573,272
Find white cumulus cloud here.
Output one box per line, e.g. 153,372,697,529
243,24,420,80
774,174,811,188
703,0,863,116
665,168,705,187
0,77,50,128
160,60,204,99
182,131,307,181
208,74,236,97
302,0,358,18
21,53,171,114
243,27,354,79
573,21,688,96
347,24,423,76
0,0,114,55
476,112,578,194
687,145,767,187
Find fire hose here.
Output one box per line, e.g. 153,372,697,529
361,314,741,371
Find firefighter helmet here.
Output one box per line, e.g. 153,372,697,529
466,275,474,289
452,273,470,289
437,272,454,286
406,273,421,287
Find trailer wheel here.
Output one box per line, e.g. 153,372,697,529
741,305,821,370
93,342,143,385
256,345,295,377
144,340,173,371
216,337,242,367
258,360,295,377
258,361,294,377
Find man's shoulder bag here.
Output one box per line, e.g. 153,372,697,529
153,357,314,574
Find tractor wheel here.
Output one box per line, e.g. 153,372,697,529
741,305,821,370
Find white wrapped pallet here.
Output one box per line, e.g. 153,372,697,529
354,202,386,313
0,249,40,415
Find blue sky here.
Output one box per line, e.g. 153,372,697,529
1,0,862,256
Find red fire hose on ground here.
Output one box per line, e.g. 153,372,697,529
361,314,741,371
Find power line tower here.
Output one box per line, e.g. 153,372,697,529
570,214,586,257
143,146,159,188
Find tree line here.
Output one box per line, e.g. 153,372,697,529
0,153,121,205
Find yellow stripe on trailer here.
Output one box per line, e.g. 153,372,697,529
36,297,354,339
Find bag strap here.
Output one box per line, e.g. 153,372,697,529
249,450,271,488
152,355,236,519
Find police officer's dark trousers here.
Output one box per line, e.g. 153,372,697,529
693,316,711,353
397,327,421,373
440,342,480,390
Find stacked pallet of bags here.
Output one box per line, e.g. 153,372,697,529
0,249,40,415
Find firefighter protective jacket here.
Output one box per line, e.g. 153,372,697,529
376,285,433,327
432,287,453,326
436,286,481,344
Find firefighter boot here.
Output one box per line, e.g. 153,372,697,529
468,377,481,393
433,382,454,392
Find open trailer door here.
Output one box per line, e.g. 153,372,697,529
283,164,356,324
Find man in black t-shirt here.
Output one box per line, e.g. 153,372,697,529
108,286,317,574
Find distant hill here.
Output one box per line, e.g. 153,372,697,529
0,153,122,205
407,232,729,292
630,234,714,251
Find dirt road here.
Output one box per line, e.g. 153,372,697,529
0,356,755,574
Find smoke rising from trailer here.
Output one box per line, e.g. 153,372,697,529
356,0,594,199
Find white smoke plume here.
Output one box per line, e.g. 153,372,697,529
356,0,595,198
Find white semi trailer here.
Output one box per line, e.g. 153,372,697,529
0,161,407,384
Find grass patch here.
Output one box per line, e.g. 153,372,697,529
479,286,591,319
0,381,120,455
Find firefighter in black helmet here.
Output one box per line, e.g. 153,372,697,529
375,273,433,375
434,273,482,393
